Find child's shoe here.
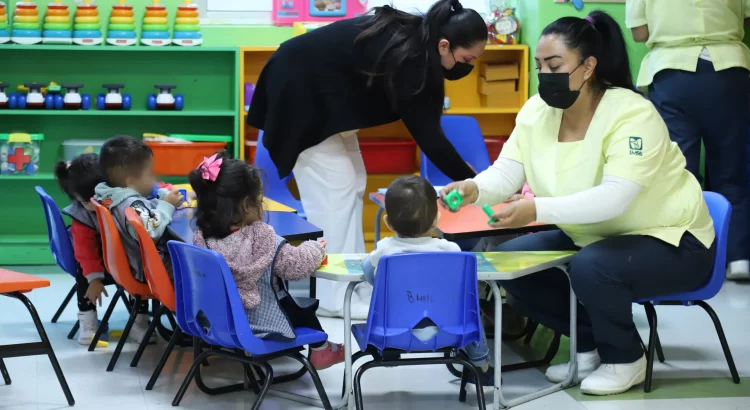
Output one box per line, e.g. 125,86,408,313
77,310,99,345
310,342,345,370
128,313,157,345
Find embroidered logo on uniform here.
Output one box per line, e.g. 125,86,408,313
629,137,643,156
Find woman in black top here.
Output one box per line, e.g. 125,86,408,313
248,0,487,318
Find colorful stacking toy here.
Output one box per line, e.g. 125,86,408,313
141,0,169,46
0,2,10,44
173,0,200,46
106,0,135,46
42,0,72,44
73,0,102,45
11,1,42,45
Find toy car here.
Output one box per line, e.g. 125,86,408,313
96,83,131,110
44,82,64,110
62,83,90,110
17,83,46,109
0,82,17,109
147,84,184,111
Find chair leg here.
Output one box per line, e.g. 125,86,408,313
353,361,376,410
249,362,274,410
342,351,370,398
51,284,76,323
172,349,212,406
643,303,658,393
0,358,10,385
146,326,181,390
89,287,124,351
458,365,469,403
695,301,740,384
643,304,665,363
523,321,539,346
119,289,131,313
66,320,80,340
288,351,333,410
457,354,487,410
12,292,75,405
106,295,141,372
130,306,161,367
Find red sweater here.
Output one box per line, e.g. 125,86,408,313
70,220,105,279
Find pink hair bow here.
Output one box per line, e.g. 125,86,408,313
521,183,535,200
199,154,223,181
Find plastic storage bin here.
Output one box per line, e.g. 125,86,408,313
359,138,416,174
145,134,231,176
62,139,106,162
485,137,507,162
0,133,44,175
245,140,257,164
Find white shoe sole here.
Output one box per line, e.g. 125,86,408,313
546,370,593,384
726,271,750,281
580,368,646,396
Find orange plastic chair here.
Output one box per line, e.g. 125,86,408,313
0,269,74,405
91,199,152,372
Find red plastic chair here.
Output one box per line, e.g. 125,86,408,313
0,269,74,405
91,199,152,372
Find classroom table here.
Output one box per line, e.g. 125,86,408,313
368,192,557,242
172,184,296,213
168,208,322,243
264,252,578,410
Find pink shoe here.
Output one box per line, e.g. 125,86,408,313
309,342,345,370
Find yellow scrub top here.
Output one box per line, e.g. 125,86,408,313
501,88,714,249
625,0,750,87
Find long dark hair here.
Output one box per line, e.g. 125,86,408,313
356,0,487,106
188,151,264,239
542,11,635,92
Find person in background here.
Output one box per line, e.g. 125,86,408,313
626,0,750,279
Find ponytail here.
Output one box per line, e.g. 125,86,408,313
356,0,487,106
542,10,635,92
54,153,104,202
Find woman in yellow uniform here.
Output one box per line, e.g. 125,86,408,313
443,12,715,395
626,0,750,280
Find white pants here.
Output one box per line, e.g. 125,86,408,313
293,132,372,317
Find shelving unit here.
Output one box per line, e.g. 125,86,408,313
0,45,240,264
239,44,529,250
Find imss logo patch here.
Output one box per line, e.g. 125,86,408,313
629,137,643,156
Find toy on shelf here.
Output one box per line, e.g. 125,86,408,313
0,2,10,44
273,0,366,27
44,81,64,109
173,0,201,46
62,83,90,110
141,0,170,46
43,0,72,44
0,133,44,175
73,0,102,45
147,84,184,111
487,7,520,45
16,83,46,109
106,0,136,46
0,82,16,109
11,1,42,45
96,84,131,110
244,83,254,112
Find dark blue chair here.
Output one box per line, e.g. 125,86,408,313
351,252,486,410
637,192,738,392
167,240,332,409
420,115,492,187
255,131,306,218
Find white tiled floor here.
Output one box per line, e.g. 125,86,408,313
2,273,750,410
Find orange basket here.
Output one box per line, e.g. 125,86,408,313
146,142,228,176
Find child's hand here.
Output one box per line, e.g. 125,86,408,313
163,189,185,208
187,191,197,206
85,278,108,307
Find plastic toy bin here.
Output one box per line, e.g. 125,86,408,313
359,138,416,174
0,133,44,175
62,139,106,163
145,134,231,176
485,137,508,162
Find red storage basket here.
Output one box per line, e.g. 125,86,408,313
145,141,228,176
245,140,258,164
485,137,508,162
359,138,416,174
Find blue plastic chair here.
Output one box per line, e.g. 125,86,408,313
255,131,306,218
167,240,332,408
351,252,486,410
637,191,738,392
420,116,492,187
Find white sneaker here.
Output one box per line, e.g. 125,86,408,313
726,260,750,280
77,310,99,345
580,355,647,396
545,350,600,383
128,313,157,345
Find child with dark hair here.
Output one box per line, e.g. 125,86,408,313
55,153,117,345
188,152,345,369
93,135,185,344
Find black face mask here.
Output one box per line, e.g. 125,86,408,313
444,52,474,81
538,63,585,109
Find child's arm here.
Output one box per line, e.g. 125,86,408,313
127,199,176,242
362,254,377,285
273,241,326,281
70,220,105,281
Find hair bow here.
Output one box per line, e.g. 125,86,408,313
198,154,223,181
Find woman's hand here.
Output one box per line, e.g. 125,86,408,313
490,199,537,229
439,180,479,212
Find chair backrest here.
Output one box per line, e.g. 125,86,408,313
696,191,732,299
35,186,78,277
167,240,273,354
364,252,482,352
91,199,151,296
255,131,296,199
420,116,491,186
125,208,175,311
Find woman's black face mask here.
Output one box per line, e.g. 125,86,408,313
538,63,586,109
444,52,474,81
